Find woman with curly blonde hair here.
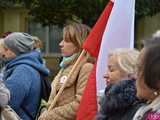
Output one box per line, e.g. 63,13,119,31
96,48,143,120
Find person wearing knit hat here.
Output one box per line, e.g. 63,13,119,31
0,32,50,120
3,32,35,55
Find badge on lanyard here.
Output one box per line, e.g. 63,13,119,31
60,75,68,84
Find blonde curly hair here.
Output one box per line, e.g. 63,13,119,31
109,48,140,76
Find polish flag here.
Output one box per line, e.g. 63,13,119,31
76,0,135,119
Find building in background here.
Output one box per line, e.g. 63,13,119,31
0,6,62,78
0,6,28,36
0,5,160,78
136,13,160,49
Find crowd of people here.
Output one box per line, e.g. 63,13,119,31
0,22,160,120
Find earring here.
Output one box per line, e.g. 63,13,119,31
154,91,158,96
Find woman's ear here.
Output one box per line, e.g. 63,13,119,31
128,73,136,80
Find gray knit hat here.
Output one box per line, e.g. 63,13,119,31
3,32,35,55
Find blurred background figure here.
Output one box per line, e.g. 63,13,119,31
32,36,43,51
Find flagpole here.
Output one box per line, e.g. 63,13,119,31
48,49,86,111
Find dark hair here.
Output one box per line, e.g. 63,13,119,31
2,31,12,38
141,31,160,90
143,44,160,90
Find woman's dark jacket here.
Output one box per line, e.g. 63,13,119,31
96,79,144,120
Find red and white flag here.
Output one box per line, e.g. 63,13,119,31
97,0,135,93
76,0,135,119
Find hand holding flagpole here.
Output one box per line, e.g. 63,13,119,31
48,50,86,111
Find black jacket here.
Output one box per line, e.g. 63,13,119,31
96,80,144,120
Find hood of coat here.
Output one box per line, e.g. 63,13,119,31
4,50,49,77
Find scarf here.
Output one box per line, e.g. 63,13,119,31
133,96,160,120
59,53,80,68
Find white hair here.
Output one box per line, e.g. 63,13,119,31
109,48,140,75
152,30,160,38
